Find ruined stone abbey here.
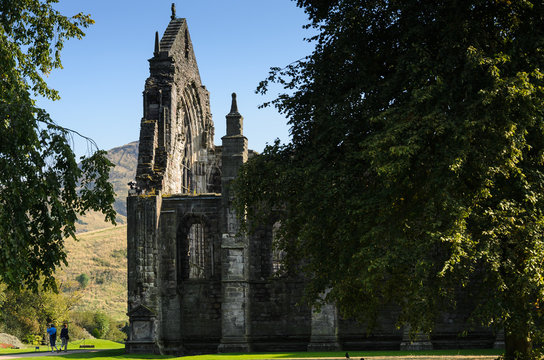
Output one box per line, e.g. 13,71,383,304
126,6,501,355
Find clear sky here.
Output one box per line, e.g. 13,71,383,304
37,0,315,157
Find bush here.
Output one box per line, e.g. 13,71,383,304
75,274,90,288
110,249,127,259
71,311,122,340
71,311,95,336
23,334,41,345
67,324,93,341
0,333,24,348
93,312,109,338
104,320,127,342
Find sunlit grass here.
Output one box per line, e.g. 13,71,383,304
0,347,503,359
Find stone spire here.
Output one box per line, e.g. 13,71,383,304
226,92,243,136
219,90,249,353
154,31,160,56
229,92,240,115
171,3,176,20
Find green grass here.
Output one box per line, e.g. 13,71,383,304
67,339,125,350
0,347,503,359
163,349,502,360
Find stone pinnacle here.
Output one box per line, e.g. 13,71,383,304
229,92,240,115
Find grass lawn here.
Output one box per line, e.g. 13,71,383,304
149,349,503,360
0,347,503,360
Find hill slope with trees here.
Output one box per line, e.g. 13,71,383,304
59,141,139,321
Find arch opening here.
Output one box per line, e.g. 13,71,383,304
177,216,213,281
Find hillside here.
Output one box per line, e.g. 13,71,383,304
58,225,128,321
58,141,139,321
76,141,138,233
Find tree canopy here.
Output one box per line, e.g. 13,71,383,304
234,1,544,358
0,280,78,341
0,0,116,291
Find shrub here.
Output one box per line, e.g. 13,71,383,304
24,334,41,345
110,249,127,259
66,324,93,341
69,311,126,341
75,274,90,288
104,320,127,342
71,311,95,335
93,312,109,338
71,311,112,339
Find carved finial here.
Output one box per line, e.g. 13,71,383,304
229,93,239,115
171,3,176,20
154,31,160,56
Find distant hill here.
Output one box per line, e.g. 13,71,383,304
76,141,138,233
107,141,139,217
57,225,128,321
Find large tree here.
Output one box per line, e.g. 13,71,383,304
0,1,115,291
234,1,544,358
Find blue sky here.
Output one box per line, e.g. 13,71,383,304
37,0,315,157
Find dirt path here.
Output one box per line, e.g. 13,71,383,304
0,350,99,359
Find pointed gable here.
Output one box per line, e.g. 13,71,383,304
128,304,156,320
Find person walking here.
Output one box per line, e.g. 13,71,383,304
60,323,69,352
46,323,59,352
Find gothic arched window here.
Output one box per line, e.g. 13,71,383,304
178,217,212,281
188,222,206,279
271,222,285,274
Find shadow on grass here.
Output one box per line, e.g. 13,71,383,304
25,348,503,360
60,350,173,359
59,349,175,359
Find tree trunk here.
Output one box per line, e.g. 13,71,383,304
504,330,532,360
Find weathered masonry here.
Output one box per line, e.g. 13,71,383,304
126,5,503,355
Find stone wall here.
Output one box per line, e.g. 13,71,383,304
338,307,402,350
159,195,222,354
127,195,161,354
249,280,312,351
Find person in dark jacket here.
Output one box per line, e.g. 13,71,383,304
60,323,69,351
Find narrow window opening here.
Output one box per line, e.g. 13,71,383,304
184,29,189,59
271,222,285,274
188,223,206,278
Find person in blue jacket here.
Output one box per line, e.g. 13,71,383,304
46,323,59,352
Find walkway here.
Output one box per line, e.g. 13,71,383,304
0,349,99,359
